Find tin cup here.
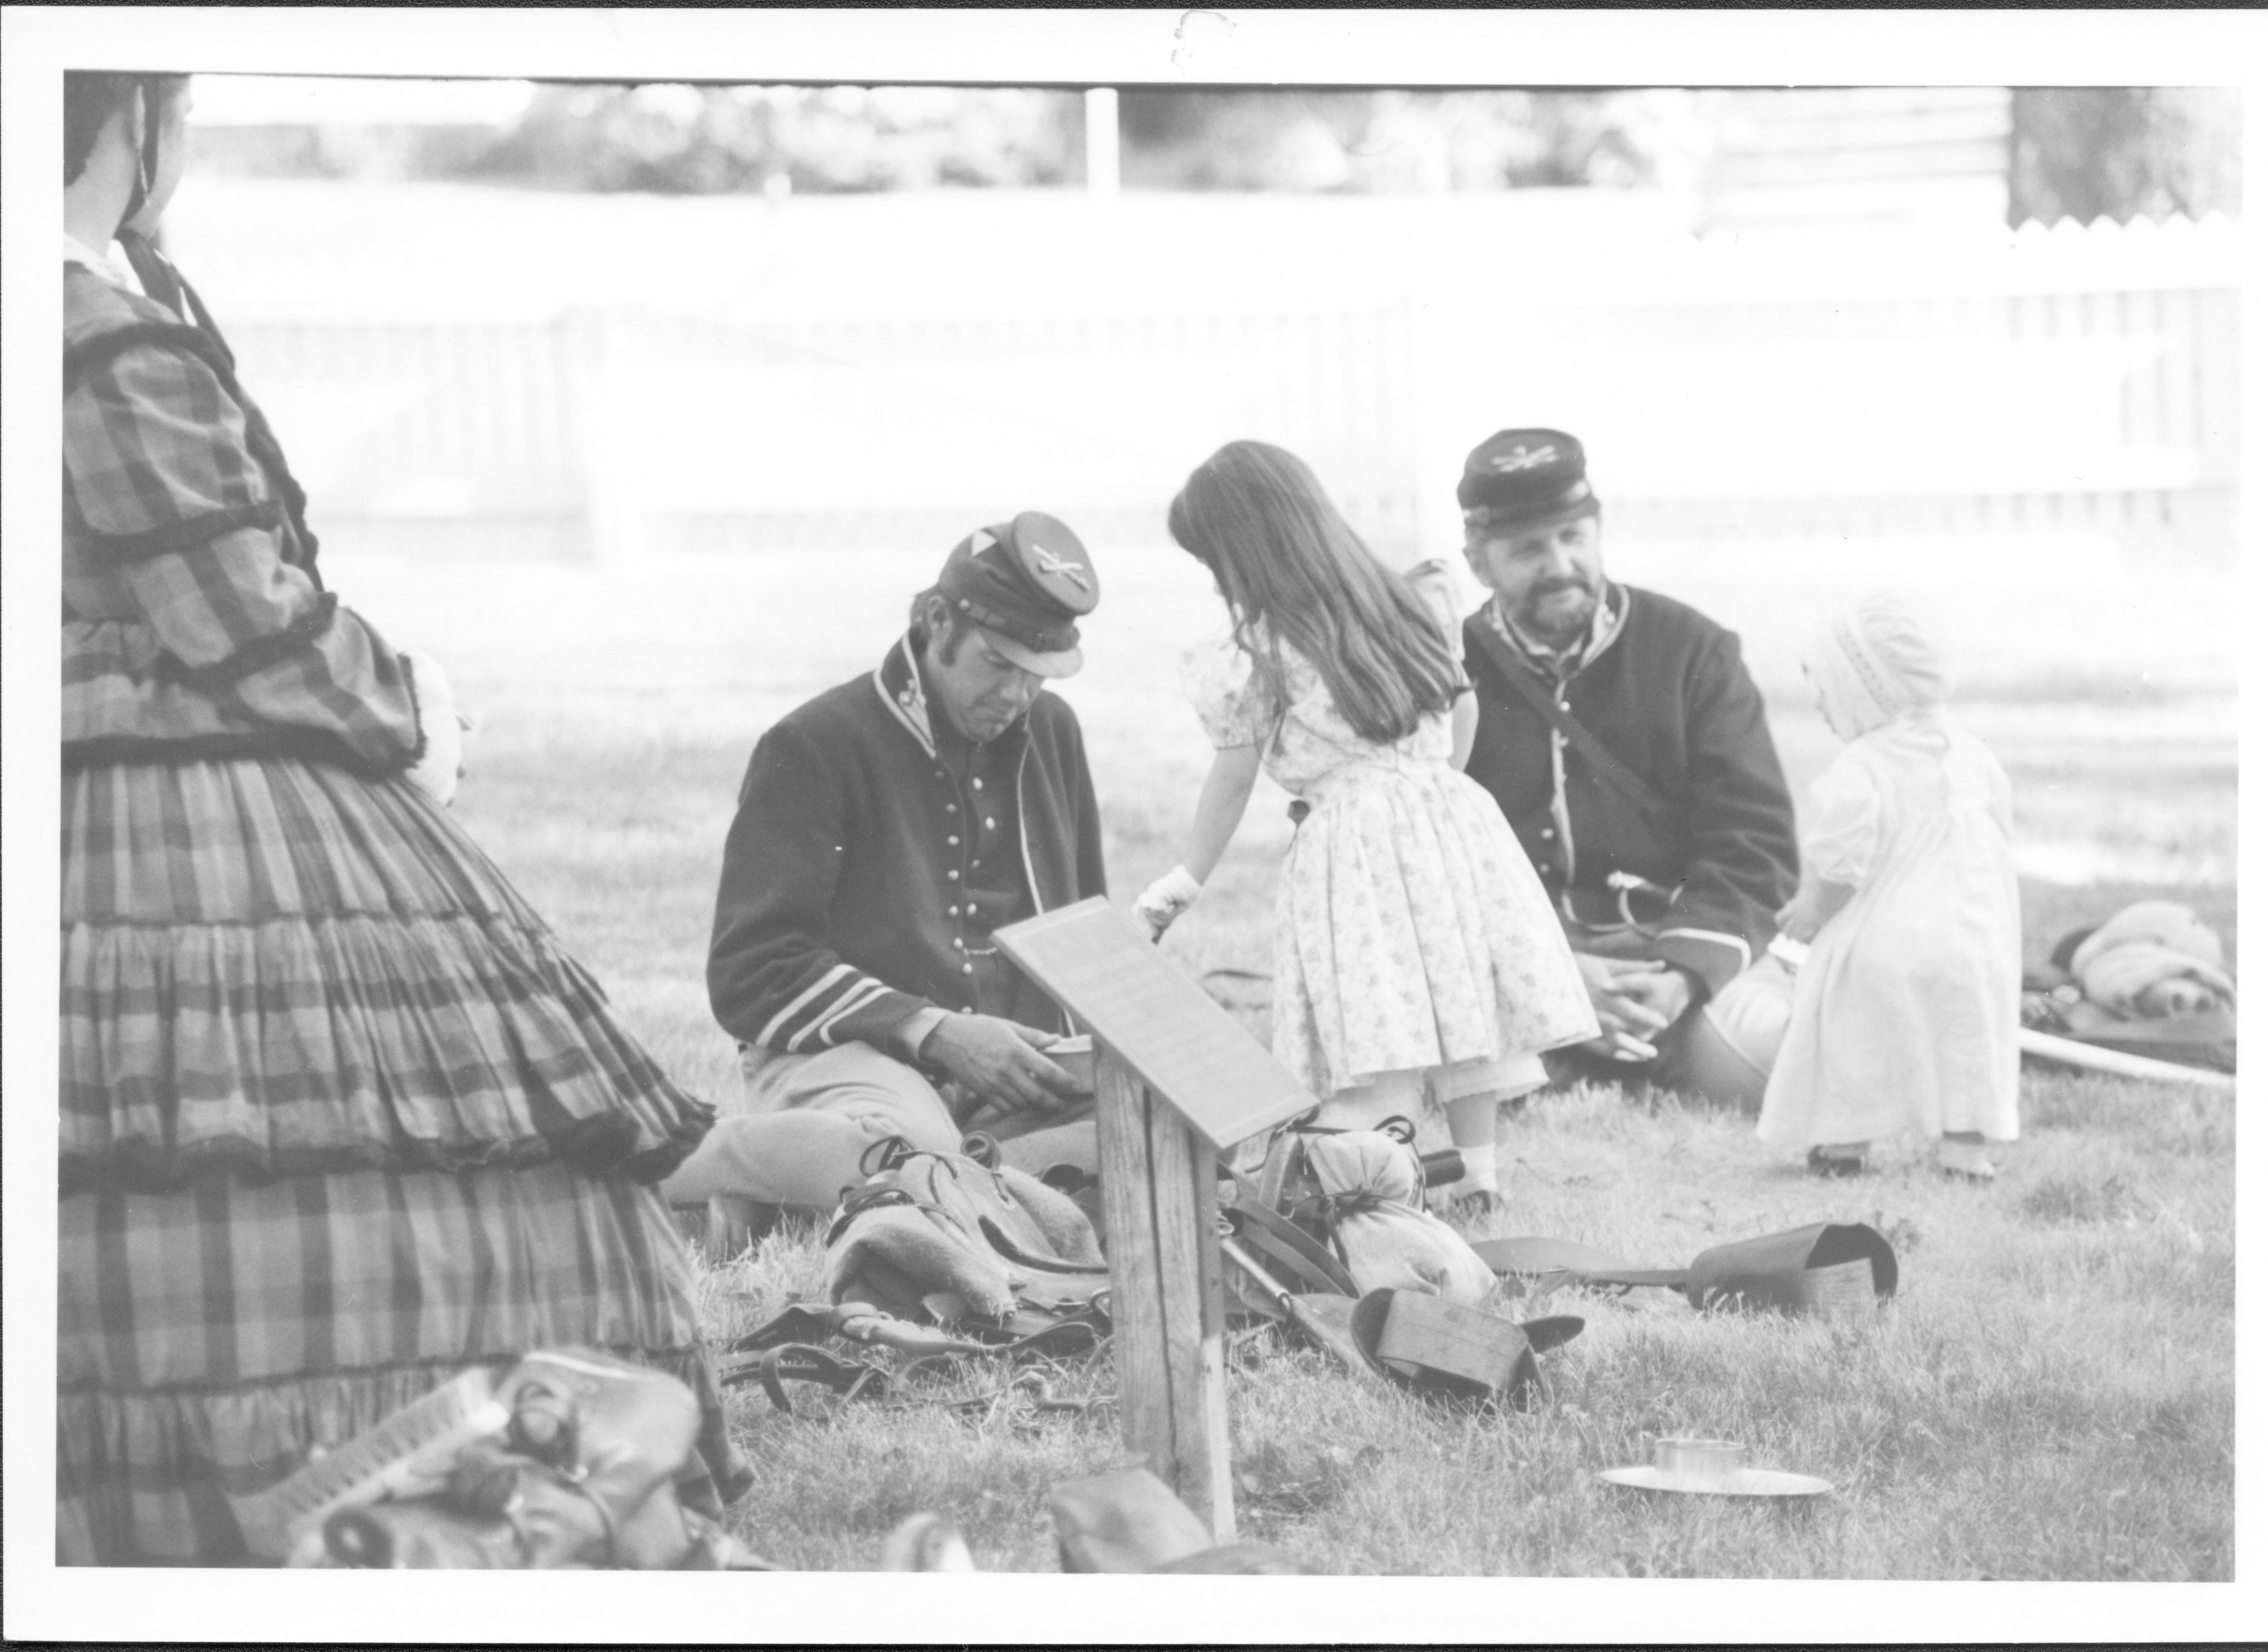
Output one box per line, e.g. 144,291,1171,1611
1047,1034,1096,1095
1653,1437,1747,1485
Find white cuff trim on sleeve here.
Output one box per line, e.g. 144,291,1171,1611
1657,928,1752,971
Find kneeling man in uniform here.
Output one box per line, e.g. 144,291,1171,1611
663,513,1110,1230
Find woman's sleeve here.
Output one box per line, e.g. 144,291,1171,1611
1802,752,1886,886
1179,632,1274,750
65,335,425,771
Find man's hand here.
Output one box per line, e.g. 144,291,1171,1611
401,649,472,807
1574,954,1694,1061
1615,961,1694,1029
918,1014,1081,1116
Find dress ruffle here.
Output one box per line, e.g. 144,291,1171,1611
57,1158,752,1564
60,758,713,1192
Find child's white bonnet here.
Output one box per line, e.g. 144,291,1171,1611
1803,590,1950,738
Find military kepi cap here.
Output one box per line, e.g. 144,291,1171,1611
937,510,1099,679
1458,429,1601,534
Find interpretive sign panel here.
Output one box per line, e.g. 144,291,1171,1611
995,897,1317,1151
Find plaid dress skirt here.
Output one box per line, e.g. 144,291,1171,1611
58,756,748,1564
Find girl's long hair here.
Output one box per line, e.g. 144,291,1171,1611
1168,440,1462,746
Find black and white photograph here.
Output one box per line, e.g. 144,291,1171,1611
5,8,2260,1643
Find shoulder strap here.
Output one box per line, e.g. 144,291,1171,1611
1221,1174,1360,1297
118,231,240,374
1466,612,1672,822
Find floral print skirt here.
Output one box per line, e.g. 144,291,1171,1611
1273,760,1599,1098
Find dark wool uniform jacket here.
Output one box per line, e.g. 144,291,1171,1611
708,634,1109,1054
1461,585,1799,1000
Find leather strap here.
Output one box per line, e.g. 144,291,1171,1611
1467,615,1672,822
717,1343,893,1413
949,1300,1112,1358
1217,1242,1385,1385
1281,1113,1416,1145
1220,1179,1359,1298
726,1304,840,1355
734,1297,1110,1364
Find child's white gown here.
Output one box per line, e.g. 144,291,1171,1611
1756,711,2023,1149
1181,563,1598,1098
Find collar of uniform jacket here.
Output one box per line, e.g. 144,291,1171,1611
871,630,1038,762
1490,582,1629,682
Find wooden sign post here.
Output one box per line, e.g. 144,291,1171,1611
1093,1060,1233,1538
996,898,1317,1541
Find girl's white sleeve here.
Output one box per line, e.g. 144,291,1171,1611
1803,752,1885,887
1404,558,1468,657
1180,633,1275,751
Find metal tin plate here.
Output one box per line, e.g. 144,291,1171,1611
1596,1466,1834,1499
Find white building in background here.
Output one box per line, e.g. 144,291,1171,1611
1690,87,2013,233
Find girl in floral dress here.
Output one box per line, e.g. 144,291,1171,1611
1135,441,1598,1208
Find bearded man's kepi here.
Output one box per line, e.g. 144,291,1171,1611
936,510,1099,678
1458,429,1601,536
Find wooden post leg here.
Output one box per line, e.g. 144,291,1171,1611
1094,1051,1236,1544
1150,1094,1235,1541
1096,1054,1173,1487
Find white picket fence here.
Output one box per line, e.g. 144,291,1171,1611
220,208,2240,564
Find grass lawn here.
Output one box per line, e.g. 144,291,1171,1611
346,532,2236,1580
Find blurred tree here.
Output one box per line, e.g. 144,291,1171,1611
459,84,1663,197
1116,89,1657,192
2008,88,2242,225
457,83,1082,193
219,81,2242,223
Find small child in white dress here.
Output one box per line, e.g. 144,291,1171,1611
1756,591,2022,1180
1134,441,1599,1209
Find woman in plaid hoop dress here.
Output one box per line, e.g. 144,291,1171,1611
58,73,748,1564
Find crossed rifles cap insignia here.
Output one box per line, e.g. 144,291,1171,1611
1491,443,1559,473
971,524,1092,596
1031,544,1092,592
